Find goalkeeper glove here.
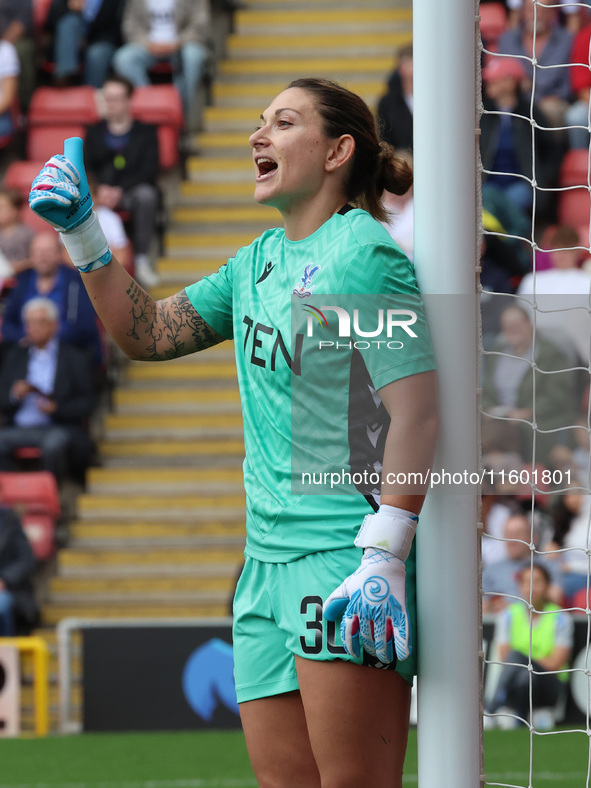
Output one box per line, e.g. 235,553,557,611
29,136,112,273
323,504,418,665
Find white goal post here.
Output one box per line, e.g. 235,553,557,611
413,0,482,786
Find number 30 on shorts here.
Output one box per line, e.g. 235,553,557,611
300,595,346,655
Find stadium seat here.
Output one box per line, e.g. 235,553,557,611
559,149,590,188
3,160,75,232
557,187,591,227
28,86,100,127
480,3,508,52
131,85,184,170
3,160,45,195
33,0,53,37
0,471,61,561
26,124,86,163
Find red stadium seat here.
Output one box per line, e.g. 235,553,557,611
28,87,100,127
26,124,86,163
0,471,61,561
557,187,591,227
131,85,184,169
559,149,590,188
480,3,508,52
3,160,72,232
33,0,53,37
3,160,45,196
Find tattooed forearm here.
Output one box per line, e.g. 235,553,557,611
124,283,225,360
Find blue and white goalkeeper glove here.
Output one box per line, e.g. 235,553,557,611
323,505,418,665
29,136,112,273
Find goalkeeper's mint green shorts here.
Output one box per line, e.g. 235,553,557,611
232,545,417,703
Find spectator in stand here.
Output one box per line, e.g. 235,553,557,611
86,173,130,272
506,0,588,34
545,492,591,602
481,303,578,466
84,75,159,287
1,232,103,369
112,0,211,129
486,563,573,730
45,0,124,88
376,42,413,153
566,16,591,149
0,0,34,112
517,224,591,365
483,513,563,613
480,56,563,220
0,502,37,635
498,0,573,126
0,188,34,274
0,298,96,484
0,20,18,143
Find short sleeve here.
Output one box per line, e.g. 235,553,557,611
185,259,235,340
554,611,574,649
0,41,20,79
338,243,436,389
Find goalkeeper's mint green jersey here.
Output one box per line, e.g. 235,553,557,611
186,206,436,562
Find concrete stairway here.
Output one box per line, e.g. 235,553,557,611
30,0,411,731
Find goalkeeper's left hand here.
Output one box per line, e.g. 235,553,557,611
323,505,418,665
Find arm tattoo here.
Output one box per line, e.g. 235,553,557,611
125,283,223,360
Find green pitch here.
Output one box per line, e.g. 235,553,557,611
0,728,588,787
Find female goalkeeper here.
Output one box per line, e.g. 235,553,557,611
29,78,438,788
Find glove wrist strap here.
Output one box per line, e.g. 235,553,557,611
354,505,418,562
60,212,112,272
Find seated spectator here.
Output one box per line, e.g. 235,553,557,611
482,491,515,566
483,513,563,613
112,0,211,129
86,173,130,271
498,0,573,126
1,231,103,369
545,492,591,601
507,0,587,35
0,297,96,484
84,75,159,287
0,501,37,635
481,303,579,466
566,16,591,148
0,187,34,274
480,57,563,220
45,0,124,88
517,224,591,365
486,563,573,730
0,21,19,143
376,42,413,153
0,0,34,112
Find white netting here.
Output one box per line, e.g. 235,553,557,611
479,1,591,785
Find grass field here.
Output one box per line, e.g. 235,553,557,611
0,728,589,787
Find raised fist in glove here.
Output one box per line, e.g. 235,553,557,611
323,505,418,665
29,137,111,273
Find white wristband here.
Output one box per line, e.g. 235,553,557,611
354,505,418,561
60,211,112,272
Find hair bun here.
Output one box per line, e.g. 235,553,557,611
377,142,413,196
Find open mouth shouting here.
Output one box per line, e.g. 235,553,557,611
255,156,278,181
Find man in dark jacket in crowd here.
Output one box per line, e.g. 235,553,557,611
84,74,160,287
377,43,414,153
46,0,124,88
0,297,96,484
0,503,37,636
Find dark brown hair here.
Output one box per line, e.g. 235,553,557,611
287,77,413,223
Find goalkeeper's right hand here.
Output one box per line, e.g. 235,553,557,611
29,137,112,273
